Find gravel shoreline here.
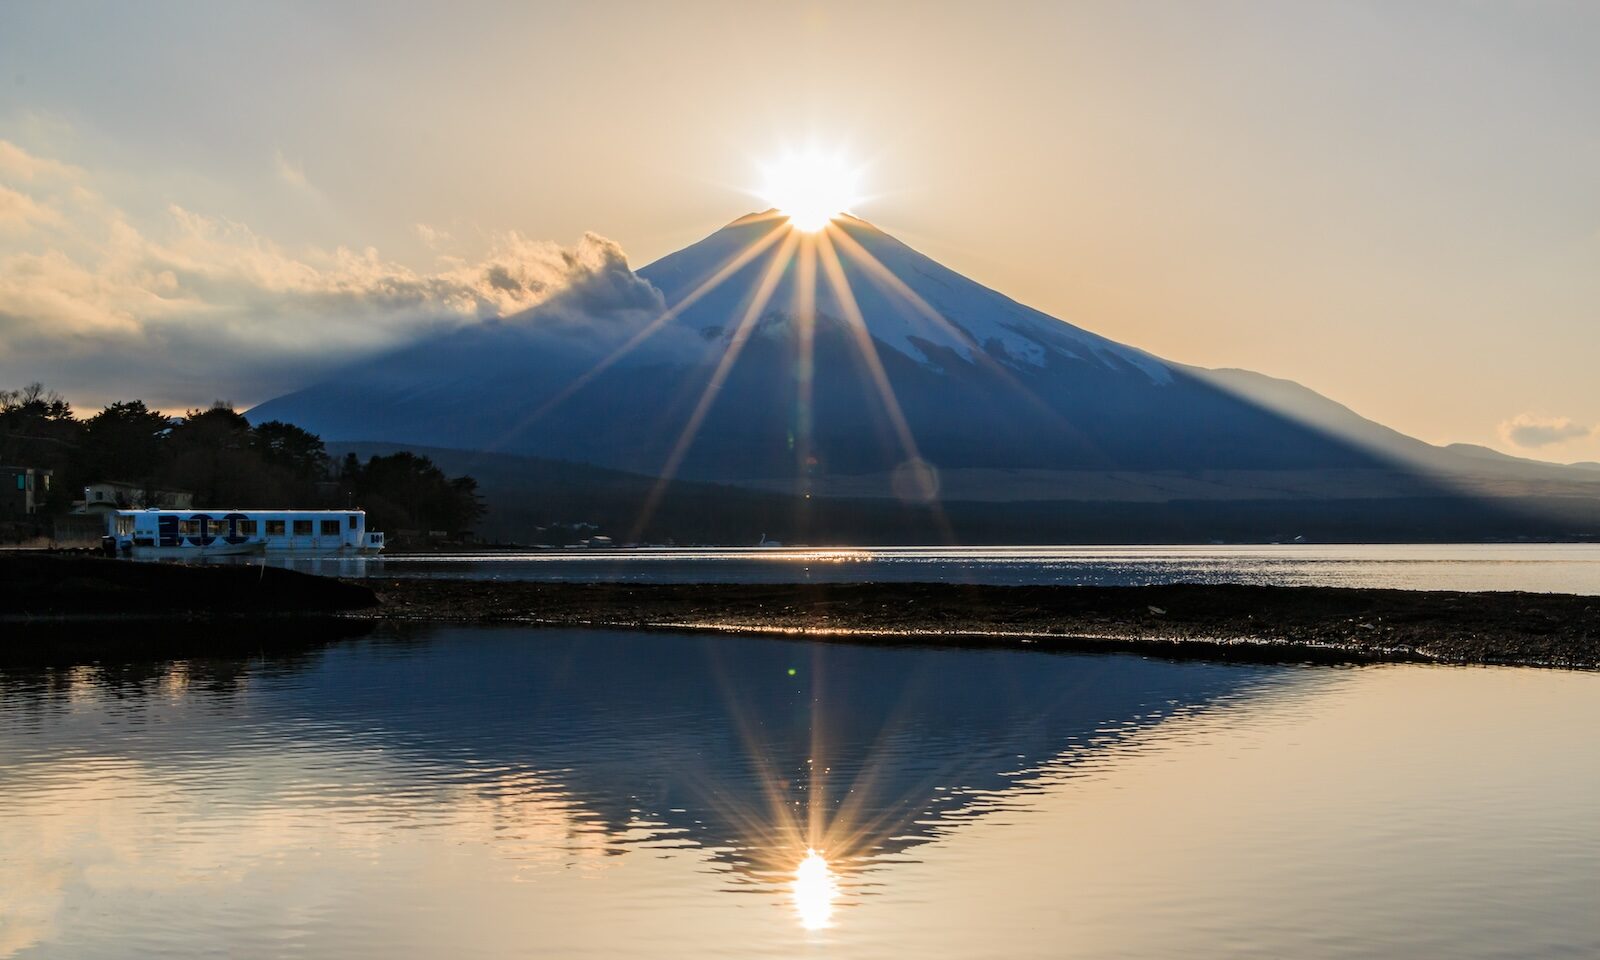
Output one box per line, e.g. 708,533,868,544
5,555,1595,668
361,579,1600,669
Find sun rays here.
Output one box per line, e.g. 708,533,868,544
431,199,1077,519
621,215,974,541
467,149,1020,545
631,228,802,540
672,634,1093,935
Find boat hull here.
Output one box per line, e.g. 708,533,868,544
126,541,268,560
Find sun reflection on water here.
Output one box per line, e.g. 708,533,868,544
792,848,839,931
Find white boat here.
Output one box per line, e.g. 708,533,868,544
105,509,385,559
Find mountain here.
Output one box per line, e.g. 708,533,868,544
328,441,1600,545
253,212,1600,536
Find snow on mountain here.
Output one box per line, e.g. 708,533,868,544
248,212,1594,501
638,212,1173,384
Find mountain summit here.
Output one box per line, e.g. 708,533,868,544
249,213,1597,513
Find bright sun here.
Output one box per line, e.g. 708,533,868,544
760,149,863,232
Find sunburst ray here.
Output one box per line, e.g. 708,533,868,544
825,223,1099,453
815,232,955,542
481,216,792,453
814,231,922,472
792,233,819,496
630,230,800,540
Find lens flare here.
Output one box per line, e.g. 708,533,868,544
760,149,863,231
792,848,839,930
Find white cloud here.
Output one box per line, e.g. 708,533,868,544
0,184,63,232
413,222,451,249
272,148,310,191
0,140,662,409
1498,413,1596,448
0,139,81,183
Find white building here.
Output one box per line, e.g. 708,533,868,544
106,509,384,558
77,480,193,514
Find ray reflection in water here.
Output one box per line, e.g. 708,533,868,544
263,543,1600,594
1,625,1597,959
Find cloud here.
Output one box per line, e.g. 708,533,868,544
504,230,664,325
0,140,666,410
0,184,62,232
1499,413,1595,448
272,148,310,190
0,139,81,182
413,222,451,248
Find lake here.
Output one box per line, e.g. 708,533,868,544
279,543,1600,593
2,625,1596,958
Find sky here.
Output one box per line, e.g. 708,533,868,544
1,0,1597,461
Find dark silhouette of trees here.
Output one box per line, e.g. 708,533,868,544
80,400,171,485
345,451,483,535
1,384,482,538
165,403,274,505
0,383,81,512
252,421,329,482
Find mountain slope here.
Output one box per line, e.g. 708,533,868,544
251,213,1598,511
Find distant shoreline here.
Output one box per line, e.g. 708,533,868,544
3,556,1595,669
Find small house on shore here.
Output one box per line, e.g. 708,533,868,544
1,466,51,518
75,480,194,514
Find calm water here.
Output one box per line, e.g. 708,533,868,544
280,543,1600,593
2,626,1596,958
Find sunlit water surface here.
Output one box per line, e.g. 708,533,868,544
278,544,1600,593
2,626,1597,958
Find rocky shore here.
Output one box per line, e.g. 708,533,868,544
0,555,377,662
0,554,376,618
363,578,1600,669
4,555,1596,668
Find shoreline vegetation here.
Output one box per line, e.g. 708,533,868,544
3,555,1596,669
0,385,482,547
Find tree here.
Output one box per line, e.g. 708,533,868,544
80,400,172,482
168,403,252,452
0,387,486,536
163,403,268,504
0,382,73,421
349,452,483,536
0,383,83,512
0,382,81,465
251,420,329,482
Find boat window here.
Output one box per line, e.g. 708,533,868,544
321,519,340,536
266,520,285,536
179,520,200,536
293,519,313,536
348,514,360,528
238,519,258,536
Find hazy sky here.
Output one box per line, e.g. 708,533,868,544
2,1,1596,460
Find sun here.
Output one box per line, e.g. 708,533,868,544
791,848,839,930
759,148,863,232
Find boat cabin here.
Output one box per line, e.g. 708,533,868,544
106,508,385,557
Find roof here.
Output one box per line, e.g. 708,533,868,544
112,508,365,515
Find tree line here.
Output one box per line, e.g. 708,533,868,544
0,383,482,537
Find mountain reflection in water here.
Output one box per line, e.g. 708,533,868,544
234,626,1292,875
2,625,1596,960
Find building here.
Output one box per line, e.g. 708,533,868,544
1,466,51,518
76,480,193,514
106,508,384,557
